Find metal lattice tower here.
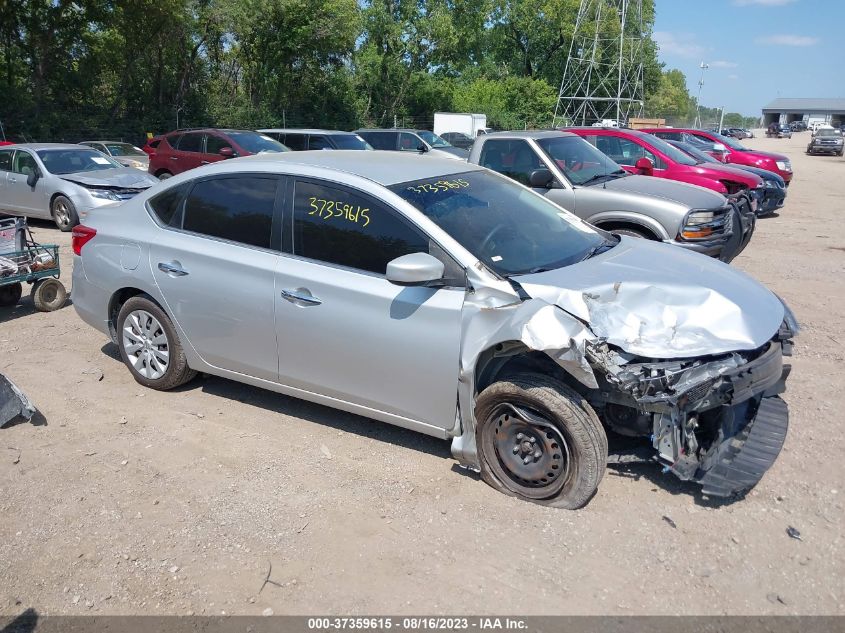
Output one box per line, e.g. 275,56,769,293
553,0,645,127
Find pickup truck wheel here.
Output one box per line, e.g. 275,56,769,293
475,373,607,509
116,296,197,390
611,227,650,240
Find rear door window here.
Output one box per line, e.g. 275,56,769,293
361,132,396,150
284,134,307,151
148,182,191,227
177,133,204,153
291,179,428,275
181,176,279,249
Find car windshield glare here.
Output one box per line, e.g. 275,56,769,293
389,170,605,276
105,143,146,157
37,149,121,174
227,132,287,153
536,136,625,185
332,135,373,150
417,131,452,148
816,129,842,137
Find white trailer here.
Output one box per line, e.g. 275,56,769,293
433,113,490,138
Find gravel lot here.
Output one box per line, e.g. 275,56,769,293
0,132,842,616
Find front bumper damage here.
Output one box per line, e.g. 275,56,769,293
588,322,794,496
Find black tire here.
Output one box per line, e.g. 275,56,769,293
475,373,608,509
52,194,79,232
611,227,651,240
0,282,22,307
116,295,197,390
31,278,67,312
157,171,173,180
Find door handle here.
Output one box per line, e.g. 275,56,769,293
158,261,189,276
170,156,179,161
8,177,16,183
200,160,210,165
281,288,321,306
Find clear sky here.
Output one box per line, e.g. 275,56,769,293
652,0,845,117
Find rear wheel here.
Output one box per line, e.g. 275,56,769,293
31,278,67,312
116,296,196,390
475,373,607,509
157,171,173,180
52,195,79,232
0,282,22,307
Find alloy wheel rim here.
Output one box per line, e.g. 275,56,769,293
54,201,69,227
122,310,170,380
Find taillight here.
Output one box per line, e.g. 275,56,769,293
72,225,97,255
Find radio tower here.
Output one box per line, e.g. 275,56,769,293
552,0,645,127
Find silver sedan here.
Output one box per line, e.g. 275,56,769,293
71,152,796,507
79,141,149,171
0,143,160,230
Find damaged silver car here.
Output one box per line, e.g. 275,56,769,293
71,152,796,508
0,144,160,231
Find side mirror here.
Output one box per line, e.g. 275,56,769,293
386,253,445,287
417,144,428,153
218,147,235,158
26,171,39,187
713,143,726,152
634,156,653,174
529,168,555,189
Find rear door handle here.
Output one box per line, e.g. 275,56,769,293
281,288,321,306
170,156,179,161
158,261,189,276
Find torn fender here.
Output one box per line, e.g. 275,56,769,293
0,373,35,428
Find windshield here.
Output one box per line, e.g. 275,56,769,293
37,149,121,174
536,136,625,185
709,132,747,151
816,129,842,137
642,133,697,166
227,132,287,154
332,134,373,150
389,170,606,276
417,131,452,148
667,141,718,164
104,143,146,157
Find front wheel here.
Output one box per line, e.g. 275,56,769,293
116,296,197,390
52,195,79,232
611,227,651,240
475,373,608,509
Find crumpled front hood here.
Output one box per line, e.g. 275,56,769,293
601,174,725,209
514,237,784,358
61,167,158,188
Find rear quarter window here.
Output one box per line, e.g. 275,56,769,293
148,182,191,227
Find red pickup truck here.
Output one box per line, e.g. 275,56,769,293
641,128,793,185
565,127,763,195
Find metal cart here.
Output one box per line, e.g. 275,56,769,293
0,217,67,311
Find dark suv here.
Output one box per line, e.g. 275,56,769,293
147,128,287,179
257,129,372,151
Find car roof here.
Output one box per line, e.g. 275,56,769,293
478,130,578,140
237,150,482,186
565,126,647,137
257,129,359,135
164,128,255,136
1,143,89,150
79,140,134,144
355,129,425,133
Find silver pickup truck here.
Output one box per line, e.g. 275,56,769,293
468,130,746,261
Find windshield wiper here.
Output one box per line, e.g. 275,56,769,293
580,239,617,262
579,171,626,186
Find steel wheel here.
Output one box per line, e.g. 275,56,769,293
122,309,170,380
482,402,573,499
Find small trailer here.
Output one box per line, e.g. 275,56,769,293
0,217,67,311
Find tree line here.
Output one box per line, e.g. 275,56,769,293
0,0,753,145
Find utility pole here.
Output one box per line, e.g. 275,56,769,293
694,62,709,128
718,106,725,133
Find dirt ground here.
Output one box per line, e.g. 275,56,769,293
0,132,843,617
